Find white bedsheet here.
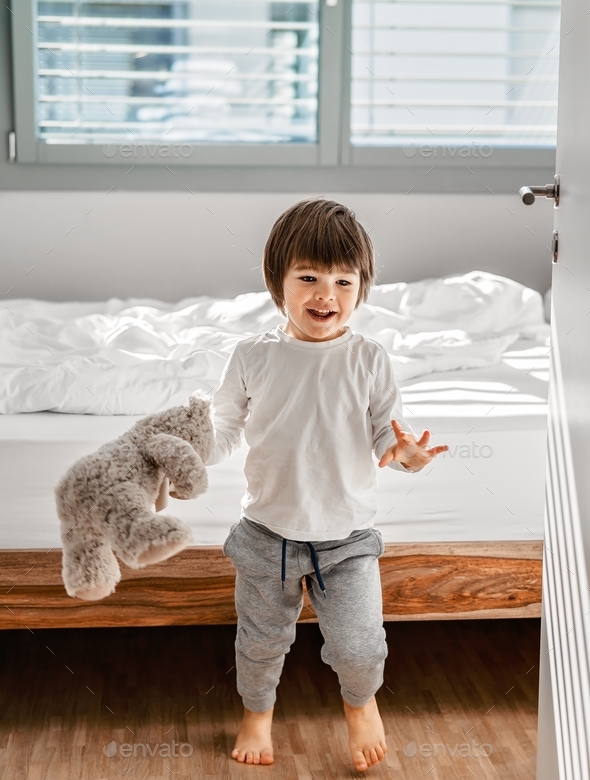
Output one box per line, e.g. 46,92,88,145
0,271,548,415
0,339,549,549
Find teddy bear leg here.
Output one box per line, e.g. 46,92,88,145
136,537,188,566
111,512,192,569
102,482,192,568
107,505,193,569
61,536,121,601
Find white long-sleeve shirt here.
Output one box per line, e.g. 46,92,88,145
205,323,417,541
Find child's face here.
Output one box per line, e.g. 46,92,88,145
282,261,360,342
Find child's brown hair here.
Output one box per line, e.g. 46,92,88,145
263,198,375,315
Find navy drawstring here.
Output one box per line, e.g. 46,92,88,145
281,537,327,599
306,542,327,599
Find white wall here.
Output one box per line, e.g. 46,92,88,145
0,191,554,302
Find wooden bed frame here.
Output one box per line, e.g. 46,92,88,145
1,541,542,629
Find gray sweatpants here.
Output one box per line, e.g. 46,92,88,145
222,515,388,713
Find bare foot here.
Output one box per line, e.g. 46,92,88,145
231,705,274,765
343,696,387,772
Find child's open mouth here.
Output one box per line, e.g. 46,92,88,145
307,308,336,322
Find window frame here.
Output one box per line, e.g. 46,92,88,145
11,0,344,166
339,0,557,172
9,0,556,183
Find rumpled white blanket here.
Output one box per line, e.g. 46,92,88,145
0,271,549,415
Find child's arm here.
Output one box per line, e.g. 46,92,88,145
370,347,448,473
205,345,250,467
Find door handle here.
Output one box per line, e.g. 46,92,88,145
519,173,560,206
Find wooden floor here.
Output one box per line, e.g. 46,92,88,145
0,619,540,780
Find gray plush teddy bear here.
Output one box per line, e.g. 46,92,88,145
55,392,214,601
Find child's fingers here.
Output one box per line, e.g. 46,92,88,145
378,450,394,468
426,445,449,458
417,429,431,446
390,419,411,441
387,424,449,468
170,490,190,500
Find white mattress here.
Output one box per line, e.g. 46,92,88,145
0,338,548,549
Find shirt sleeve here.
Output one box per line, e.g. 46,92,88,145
205,344,249,466
370,346,420,473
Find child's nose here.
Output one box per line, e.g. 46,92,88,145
315,282,337,300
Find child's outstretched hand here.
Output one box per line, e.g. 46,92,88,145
378,419,449,471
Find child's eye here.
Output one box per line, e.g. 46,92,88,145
299,276,350,286
337,280,351,286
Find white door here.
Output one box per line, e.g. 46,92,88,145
533,1,590,777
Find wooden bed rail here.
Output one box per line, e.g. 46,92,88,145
0,542,543,629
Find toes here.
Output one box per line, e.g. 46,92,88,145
232,745,272,765
353,750,368,771
260,750,274,765
354,746,385,770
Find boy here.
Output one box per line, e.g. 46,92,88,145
205,198,448,771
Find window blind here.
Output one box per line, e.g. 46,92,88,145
36,0,319,145
350,0,560,148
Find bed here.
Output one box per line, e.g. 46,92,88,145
0,272,549,629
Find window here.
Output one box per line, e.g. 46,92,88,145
36,1,319,146
350,0,560,150
10,0,559,176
